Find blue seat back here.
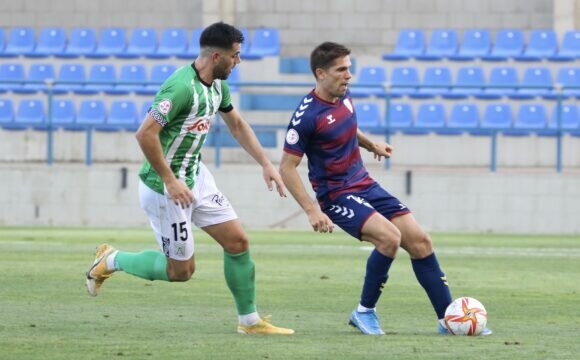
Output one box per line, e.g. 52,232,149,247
458,29,491,56
355,102,382,128
6,27,35,54
550,104,579,129
249,28,280,56
51,99,76,125
455,66,485,87
515,104,547,129
525,30,557,57
0,99,15,124
150,64,176,84
556,68,580,88
386,103,413,128
449,103,480,128
88,64,117,83
66,28,97,54
482,104,513,129
34,27,66,54
357,66,386,84
488,67,519,88
426,29,457,55
29,63,55,82
97,28,126,54
559,31,580,56
77,100,106,125
158,28,187,53
521,67,552,88
127,28,157,54
0,63,25,82
416,103,446,127
392,29,425,55
391,67,420,86
108,100,137,126
491,29,524,56
16,99,45,125
423,67,452,86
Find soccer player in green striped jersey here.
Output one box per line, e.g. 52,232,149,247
86,22,293,335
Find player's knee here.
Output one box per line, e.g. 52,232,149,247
374,227,401,255
222,234,249,254
168,264,195,282
406,232,433,258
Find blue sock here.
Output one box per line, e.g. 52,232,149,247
411,252,452,319
360,249,394,309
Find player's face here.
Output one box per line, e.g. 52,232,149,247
318,56,352,100
213,43,241,80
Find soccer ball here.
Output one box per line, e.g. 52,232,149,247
444,297,488,336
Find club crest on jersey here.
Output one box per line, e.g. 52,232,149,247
343,98,353,113
158,99,172,115
286,129,299,145
186,118,211,134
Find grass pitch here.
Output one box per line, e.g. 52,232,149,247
0,227,579,359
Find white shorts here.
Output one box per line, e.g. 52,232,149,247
139,162,238,260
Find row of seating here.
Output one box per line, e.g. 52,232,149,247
0,63,240,95
352,65,580,99
357,102,580,135
0,27,280,59
383,29,580,61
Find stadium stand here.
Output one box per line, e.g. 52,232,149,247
382,29,425,60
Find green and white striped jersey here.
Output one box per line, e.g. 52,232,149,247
139,64,233,194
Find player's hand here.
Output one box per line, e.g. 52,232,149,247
306,208,335,233
165,178,194,208
262,163,287,197
371,142,393,161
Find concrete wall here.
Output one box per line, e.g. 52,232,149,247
1,163,578,234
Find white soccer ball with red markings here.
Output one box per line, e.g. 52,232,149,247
444,297,488,336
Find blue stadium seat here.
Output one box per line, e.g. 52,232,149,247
355,102,382,132
279,57,311,74
59,28,97,58
121,28,157,58
449,29,491,61
239,28,258,59
549,30,580,61
177,28,203,59
139,64,176,95
477,67,518,100
150,28,187,58
448,103,482,135
450,66,486,98
140,100,153,123
389,67,420,97
0,63,26,93
482,103,513,130
483,29,524,61
350,66,386,97
513,104,547,131
382,29,425,60
413,103,446,134
106,100,138,131
54,64,87,94
89,28,126,58
555,68,580,98
51,99,76,129
239,93,305,111
118,64,147,94
15,99,45,129
386,103,413,130
84,64,118,94
21,64,54,94
549,104,579,130
247,28,280,57
1,27,35,57
0,99,16,128
516,30,557,61
77,100,106,127
27,27,66,57
512,67,553,100
414,67,453,98
0,29,5,54
226,66,240,93
416,29,458,60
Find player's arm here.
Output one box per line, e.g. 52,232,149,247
219,108,286,197
356,128,393,161
135,114,193,207
279,151,334,233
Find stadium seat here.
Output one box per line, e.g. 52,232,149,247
89,28,126,58
0,99,16,128
448,103,482,135
54,64,87,94
1,27,35,57
510,104,548,135
50,99,77,129
413,103,446,134
118,64,148,94
139,64,176,95
59,28,97,58
27,27,66,57
239,93,304,111
355,102,382,132
482,103,513,130
416,29,458,60
0,63,26,93
512,67,553,100
555,68,580,98
121,28,157,58
239,28,259,59
106,100,138,131
279,56,311,74
382,29,425,60
448,29,491,61
549,30,580,61
84,64,118,94
15,99,45,129
247,28,280,57
549,104,579,130
0,29,5,54
177,28,203,59
516,30,557,61
140,100,153,123
152,28,187,58
483,29,524,61
450,66,486,98
77,100,106,127
385,103,413,130
389,66,420,97
477,67,518,100
23,63,55,93
350,66,386,97
414,67,453,98
227,66,240,93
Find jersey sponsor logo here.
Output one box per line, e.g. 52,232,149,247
347,195,373,209
329,204,355,218
149,109,168,126
158,99,173,115
175,243,186,257
161,236,171,257
211,193,230,207
343,98,353,113
286,129,299,145
327,114,337,124
186,118,211,134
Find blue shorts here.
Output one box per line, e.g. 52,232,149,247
319,183,411,240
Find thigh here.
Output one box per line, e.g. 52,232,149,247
321,193,377,240
139,180,195,261
191,163,238,228
202,219,248,254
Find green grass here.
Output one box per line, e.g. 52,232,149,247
0,228,579,359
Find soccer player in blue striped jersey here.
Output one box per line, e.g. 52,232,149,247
280,42,491,336
85,22,293,335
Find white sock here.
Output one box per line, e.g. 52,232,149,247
438,319,446,327
239,312,261,326
105,251,119,271
357,304,375,313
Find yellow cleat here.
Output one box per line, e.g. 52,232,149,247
237,316,295,335
85,243,116,297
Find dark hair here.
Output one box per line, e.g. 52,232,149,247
310,42,351,78
200,22,244,50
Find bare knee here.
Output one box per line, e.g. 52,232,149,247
222,234,249,254
403,232,434,259
167,263,195,282
368,227,402,257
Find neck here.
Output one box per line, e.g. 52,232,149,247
314,85,338,103
193,57,214,85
